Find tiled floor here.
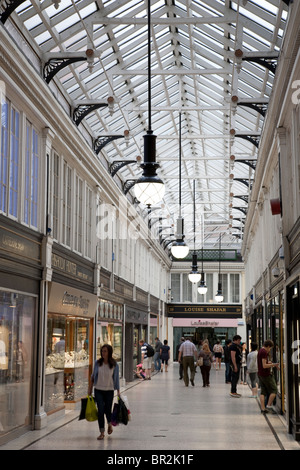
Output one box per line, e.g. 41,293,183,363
1,363,300,451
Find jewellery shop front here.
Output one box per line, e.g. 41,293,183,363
45,247,97,416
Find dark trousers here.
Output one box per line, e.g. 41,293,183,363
200,365,211,386
225,362,232,383
231,366,240,393
94,389,114,432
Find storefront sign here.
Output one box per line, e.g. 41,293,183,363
191,320,220,326
52,253,93,284
172,318,239,327
48,282,97,318
0,224,41,263
168,304,242,318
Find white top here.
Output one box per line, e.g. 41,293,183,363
95,363,114,391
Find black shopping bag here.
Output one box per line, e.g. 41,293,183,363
79,397,88,420
118,397,128,425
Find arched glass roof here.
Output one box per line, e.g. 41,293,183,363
3,0,289,249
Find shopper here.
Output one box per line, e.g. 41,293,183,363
89,344,120,440
176,337,185,380
178,337,198,387
139,339,152,380
224,339,232,384
154,337,163,372
213,340,224,370
229,335,242,397
247,342,258,397
240,342,248,384
160,339,170,372
257,340,279,414
198,343,213,387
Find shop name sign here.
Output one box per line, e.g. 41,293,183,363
62,291,90,312
168,304,242,318
191,320,220,327
52,253,93,283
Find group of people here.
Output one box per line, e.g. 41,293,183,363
87,335,279,441
226,335,279,414
135,337,170,380
175,337,226,388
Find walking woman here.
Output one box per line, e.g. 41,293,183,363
89,344,120,440
198,343,213,387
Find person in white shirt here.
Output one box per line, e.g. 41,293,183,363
178,338,198,387
89,344,120,440
246,342,258,398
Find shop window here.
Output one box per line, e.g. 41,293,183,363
0,99,20,219
0,290,36,437
24,122,39,228
45,314,91,412
230,273,240,303
171,274,180,302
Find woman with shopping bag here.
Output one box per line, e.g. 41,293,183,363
88,344,120,440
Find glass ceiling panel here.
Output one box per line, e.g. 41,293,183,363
5,0,288,248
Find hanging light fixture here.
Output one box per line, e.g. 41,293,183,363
188,180,201,283
198,215,207,294
134,1,165,206
171,112,189,259
215,234,224,303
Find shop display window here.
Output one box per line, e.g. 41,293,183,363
45,314,91,412
96,321,122,371
0,290,36,437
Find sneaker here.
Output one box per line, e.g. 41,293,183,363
230,392,241,397
190,379,195,386
261,409,269,414
266,406,276,414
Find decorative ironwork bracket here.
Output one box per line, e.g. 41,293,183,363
93,135,124,154
0,0,25,24
234,134,260,148
234,195,249,204
109,160,136,177
233,178,253,189
242,56,278,74
237,101,268,117
235,159,257,170
73,102,108,125
43,49,99,83
122,179,136,194
233,206,248,216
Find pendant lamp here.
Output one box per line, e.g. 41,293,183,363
171,113,189,259
215,234,224,303
134,1,165,206
188,180,201,283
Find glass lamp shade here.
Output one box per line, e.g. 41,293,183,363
134,176,165,206
134,131,165,205
171,240,189,259
188,271,201,283
198,282,207,295
215,290,224,303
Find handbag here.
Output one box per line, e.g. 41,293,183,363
118,396,128,425
78,397,88,420
85,396,98,422
197,357,203,367
111,402,120,427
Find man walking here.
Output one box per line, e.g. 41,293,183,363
154,337,163,372
229,335,242,397
178,337,198,386
257,340,279,414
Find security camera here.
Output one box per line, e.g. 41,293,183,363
272,267,280,278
